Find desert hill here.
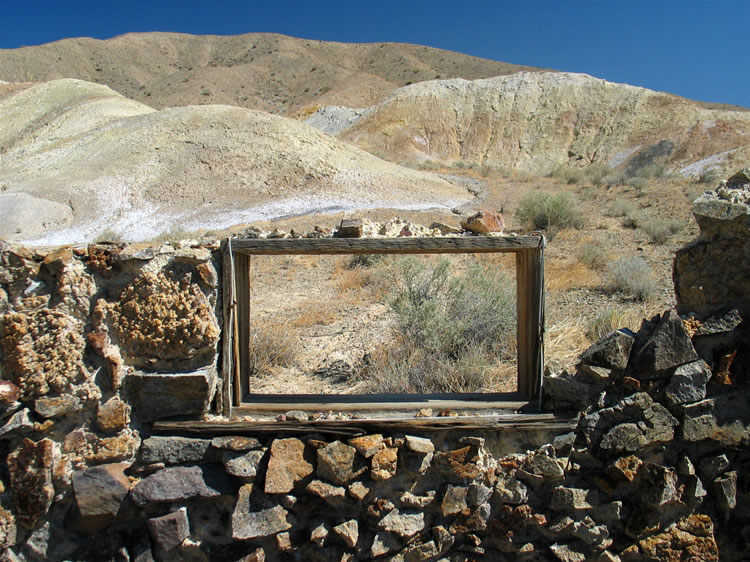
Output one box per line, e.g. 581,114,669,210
0,79,473,244
328,72,750,175
0,32,543,116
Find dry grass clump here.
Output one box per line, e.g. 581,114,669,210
354,257,516,393
640,218,684,245
291,300,338,327
606,256,655,301
330,254,391,300
248,321,299,377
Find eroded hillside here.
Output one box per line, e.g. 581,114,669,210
332,72,750,175
0,32,542,115
0,79,473,244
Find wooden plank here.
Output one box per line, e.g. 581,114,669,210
234,253,251,406
219,241,233,417
232,392,530,414
231,236,541,255
516,241,545,401
153,413,576,436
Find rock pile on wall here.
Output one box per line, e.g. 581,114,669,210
0,170,749,560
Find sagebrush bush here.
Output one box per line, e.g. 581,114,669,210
515,190,584,234
608,199,637,217
347,253,384,269
606,256,654,301
356,258,516,393
577,241,609,271
624,176,648,195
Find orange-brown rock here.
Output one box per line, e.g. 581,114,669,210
8,438,55,528
638,514,718,561
96,397,131,434
371,447,398,481
106,271,219,369
265,438,313,494
461,211,505,234
0,308,90,399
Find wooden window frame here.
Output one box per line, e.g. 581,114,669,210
218,235,545,419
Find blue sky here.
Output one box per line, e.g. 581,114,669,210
2,0,749,108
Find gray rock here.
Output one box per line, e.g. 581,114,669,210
591,501,623,526
371,532,401,557
131,466,233,506
638,464,679,508
468,482,492,507
22,516,79,562
550,487,597,511
33,395,81,418
664,360,712,407
232,484,291,540
223,450,265,479
317,441,366,485
580,392,678,451
400,490,435,508
677,455,696,476
570,516,610,547
148,509,189,552
441,485,468,516
713,471,738,517
404,435,435,454
139,436,214,464
544,371,598,408
681,392,750,446
378,509,425,538
310,521,329,547
683,475,707,504
306,479,347,504
695,309,743,336
72,463,131,531
348,481,370,502
631,309,698,379
0,408,32,439
127,369,215,422
525,451,565,480
211,436,262,451
494,477,529,505
698,453,730,481
580,330,634,371
333,520,358,548
550,542,586,562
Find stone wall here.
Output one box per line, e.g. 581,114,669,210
1,174,750,560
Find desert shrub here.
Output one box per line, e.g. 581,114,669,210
347,254,384,269
95,228,119,243
621,210,644,229
608,199,637,217
548,165,585,185
602,171,626,187
606,256,654,301
356,258,516,393
248,322,298,376
641,218,684,244
588,307,629,341
624,176,649,195
515,190,584,234
584,164,611,186
634,164,666,179
577,241,609,271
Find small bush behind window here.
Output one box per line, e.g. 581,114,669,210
515,190,584,235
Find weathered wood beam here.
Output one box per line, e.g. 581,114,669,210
231,236,542,255
153,413,575,436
